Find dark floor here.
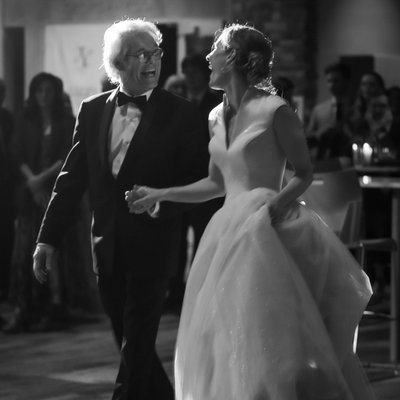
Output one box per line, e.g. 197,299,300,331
0,297,400,400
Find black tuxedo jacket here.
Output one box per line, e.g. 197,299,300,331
37,87,209,278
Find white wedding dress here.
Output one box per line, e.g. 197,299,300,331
174,88,376,400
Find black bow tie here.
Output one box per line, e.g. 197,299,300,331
117,92,147,111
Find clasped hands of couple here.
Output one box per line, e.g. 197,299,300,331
125,185,162,214
124,184,300,226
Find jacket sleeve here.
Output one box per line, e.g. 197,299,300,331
157,101,211,220
37,102,89,247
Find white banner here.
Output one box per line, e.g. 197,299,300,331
45,24,108,115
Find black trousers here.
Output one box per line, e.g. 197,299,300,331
98,264,174,400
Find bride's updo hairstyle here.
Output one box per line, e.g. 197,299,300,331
216,23,275,92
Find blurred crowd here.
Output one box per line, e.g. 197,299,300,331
306,64,400,169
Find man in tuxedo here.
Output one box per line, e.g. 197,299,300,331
33,19,209,400
164,54,223,311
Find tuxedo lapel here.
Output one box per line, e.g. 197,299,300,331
98,89,118,169
116,88,160,177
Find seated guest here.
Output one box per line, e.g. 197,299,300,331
307,62,353,166
350,71,386,138
272,76,297,112
387,86,400,155
362,93,399,164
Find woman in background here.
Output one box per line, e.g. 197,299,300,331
4,72,75,332
350,71,386,138
127,24,375,399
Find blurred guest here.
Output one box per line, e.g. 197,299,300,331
164,54,223,312
273,75,297,111
307,62,353,166
0,78,16,304
387,86,400,157
350,71,385,137
181,53,223,131
365,94,394,143
164,73,187,98
387,86,400,126
3,72,75,332
101,74,118,92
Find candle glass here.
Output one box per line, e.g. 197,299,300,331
362,143,373,165
352,143,364,167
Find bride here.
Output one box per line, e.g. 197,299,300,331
126,23,376,400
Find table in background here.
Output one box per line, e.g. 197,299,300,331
358,172,400,365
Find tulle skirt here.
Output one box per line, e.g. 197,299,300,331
174,188,376,400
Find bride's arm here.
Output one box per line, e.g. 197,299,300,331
126,161,225,212
268,105,313,223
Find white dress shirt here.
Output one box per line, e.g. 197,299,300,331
109,89,152,177
109,89,159,217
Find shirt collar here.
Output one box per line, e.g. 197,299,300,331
119,88,153,101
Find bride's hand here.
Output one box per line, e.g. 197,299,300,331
268,198,289,226
125,185,164,214
268,198,299,226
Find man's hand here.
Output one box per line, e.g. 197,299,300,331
33,243,56,284
125,185,159,214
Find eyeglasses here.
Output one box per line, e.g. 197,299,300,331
126,48,164,63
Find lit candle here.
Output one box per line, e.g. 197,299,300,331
352,143,362,166
362,143,373,165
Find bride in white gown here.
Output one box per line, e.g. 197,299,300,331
126,23,376,400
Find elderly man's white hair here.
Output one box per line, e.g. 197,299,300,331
103,18,163,85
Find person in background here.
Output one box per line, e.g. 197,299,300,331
32,18,209,400
272,75,297,112
3,72,75,333
163,73,187,98
364,94,395,148
350,71,386,138
306,62,353,167
181,53,223,129
126,23,375,400
164,54,223,312
387,85,400,150
101,74,118,92
0,78,16,307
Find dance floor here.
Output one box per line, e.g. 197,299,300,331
1,300,400,399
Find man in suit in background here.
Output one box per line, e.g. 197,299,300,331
33,19,209,400
306,62,353,166
164,54,223,311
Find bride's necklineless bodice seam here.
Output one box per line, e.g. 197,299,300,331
223,102,239,150
222,89,274,151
